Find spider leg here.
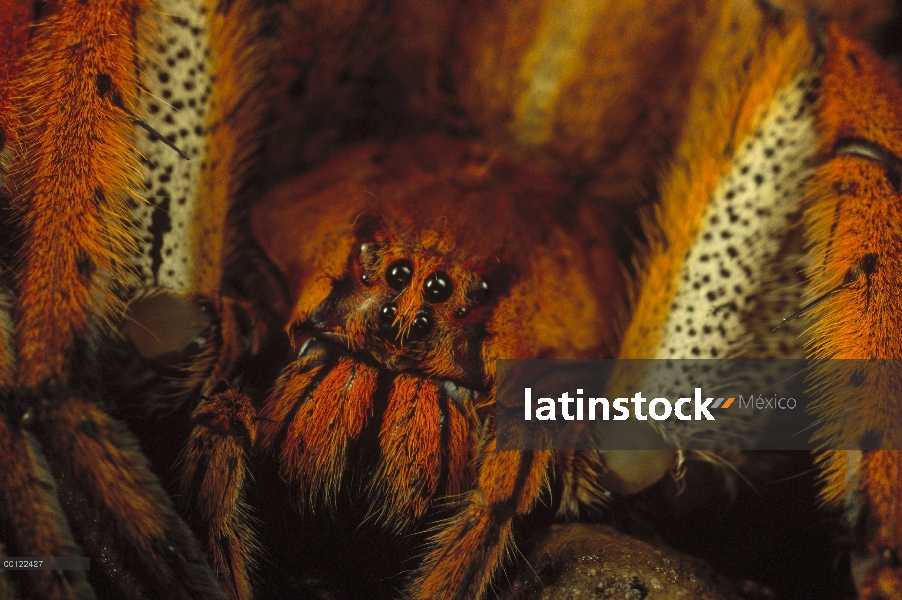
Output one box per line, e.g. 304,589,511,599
368,374,478,531
409,416,552,600
127,0,272,402
0,412,94,600
180,390,260,600
29,397,224,599
9,0,143,388
805,29,902,599
259,349,371,511
1,34,93,587
368,374,445,530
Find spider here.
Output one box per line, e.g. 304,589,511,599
1,1,901,600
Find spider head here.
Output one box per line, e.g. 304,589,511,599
289,213,504,390
253,134,618,398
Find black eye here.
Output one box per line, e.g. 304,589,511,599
386,259,413,291
410,310,432,340
378,302,397,328
424,271,453,303
472,277,491,306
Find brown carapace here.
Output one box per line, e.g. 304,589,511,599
178,133,623,599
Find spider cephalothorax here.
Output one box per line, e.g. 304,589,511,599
255,134,620,380
270,220,502,526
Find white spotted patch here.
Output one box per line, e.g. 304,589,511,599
132,0,212,292
658,72,818,361
646,72,820,448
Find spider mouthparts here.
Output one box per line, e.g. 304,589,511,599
293,328,351,360
442,380,481,406
318,331,349,345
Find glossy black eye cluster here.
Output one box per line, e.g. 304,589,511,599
366,250,495,341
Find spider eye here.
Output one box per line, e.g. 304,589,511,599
378,302,398,328
424,271,453,303
472,277,491,306
386,259,413,291
410,310,432,339
359,241,381,269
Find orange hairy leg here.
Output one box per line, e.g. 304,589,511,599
268,356,380,510
368,373,476,528
180,391,260,600
806,28,902,599
410,435,553,600
0,418,95,600
30,398,223,598
0,9,84,597
0,275,87,600
0,0,234,597
10,0,141,387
